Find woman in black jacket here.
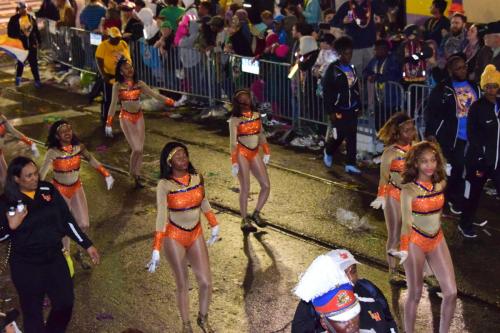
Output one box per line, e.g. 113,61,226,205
0,156,100,333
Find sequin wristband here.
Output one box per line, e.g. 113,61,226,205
21,136,32,146
400,234,410,252
231,150,237,164
377,185,387,197
106,116,113,127
96,165,110,178
204,210,218,227
261,143,270,155
153,231,165,251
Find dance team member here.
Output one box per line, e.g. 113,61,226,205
40,120,113,269
0,157,99,333
147,142,219,333
0,112,39,187
398,141,457,333
228,89,271,232
105,58,175,188
371,112,416,282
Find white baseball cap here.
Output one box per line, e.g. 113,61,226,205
326,249,360,272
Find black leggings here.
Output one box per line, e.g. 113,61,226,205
325,109,358,165
10,254,74,333
16,47,40,82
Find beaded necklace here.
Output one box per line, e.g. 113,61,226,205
349,0,372,29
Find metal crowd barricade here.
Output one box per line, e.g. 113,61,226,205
39,20,98,74
38,22,433,151
406,84,432,139
367,80,405,130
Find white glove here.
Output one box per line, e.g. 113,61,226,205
388,249,408,265
105,175,114,190
206,225,220,246
231,163,239,177
105,126,113,137
370,196,386,210
263,154,270,165
445,163,452,177
31,143,39,158
146,250,160,273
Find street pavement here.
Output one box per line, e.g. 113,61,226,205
0,78,499,332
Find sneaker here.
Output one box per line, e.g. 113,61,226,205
458,225,478,238
34,80,42,89
323,149,333,168
448,201,462,215
345,165,361,174
174,95,188,107
15,77,21,86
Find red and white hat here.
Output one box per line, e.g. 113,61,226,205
294,254,360,321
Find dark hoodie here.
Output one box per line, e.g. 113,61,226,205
425,78,481,158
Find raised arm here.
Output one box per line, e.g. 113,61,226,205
2,115,32,146
39,149,56,181
138,81,174,106
80,145,109,177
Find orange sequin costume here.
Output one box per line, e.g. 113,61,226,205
230,112,270,163
40,145,110,199
153,174,218,250
377,144,410,202
400,181,445,254
106,81,174,126
53,179,83,199
108,86,143,126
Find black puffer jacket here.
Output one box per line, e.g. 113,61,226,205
466,97,500,170
425,78,480,158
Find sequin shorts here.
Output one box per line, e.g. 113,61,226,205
119,110,143,124
53,179,83,199
165,221,202,249
410,227,443,254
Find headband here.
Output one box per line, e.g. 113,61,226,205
167,147,183,166
397,118,414,127
234,89,250,98
56,122,70,132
